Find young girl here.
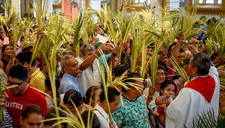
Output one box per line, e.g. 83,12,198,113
149,80,177,127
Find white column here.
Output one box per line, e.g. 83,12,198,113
33,0,53,19
11,0,21,17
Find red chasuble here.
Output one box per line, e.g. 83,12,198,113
184,75,215,103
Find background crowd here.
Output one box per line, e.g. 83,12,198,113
0,2,223,128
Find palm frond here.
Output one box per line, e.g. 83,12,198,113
151,42,163,87
73,13,85,57
184,109,218,128
170,56,190,86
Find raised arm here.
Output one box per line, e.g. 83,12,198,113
79,43,112,70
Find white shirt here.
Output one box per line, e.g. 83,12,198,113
166,66,220,128
94,104,118,128
76,57,102,95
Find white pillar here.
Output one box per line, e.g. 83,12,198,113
33,0,53,19
11,0,21,17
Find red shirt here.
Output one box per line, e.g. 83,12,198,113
5,84,47,128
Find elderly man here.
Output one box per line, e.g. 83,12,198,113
60,43,112,95
166,44,220,128
191,38,200,48
76,44,101,94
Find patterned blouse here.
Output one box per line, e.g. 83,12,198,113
0,107,13,128
112,95,150,128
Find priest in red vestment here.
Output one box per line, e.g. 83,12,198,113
166,45,220,128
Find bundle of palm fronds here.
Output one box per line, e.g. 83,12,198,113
3,2,18,23
207,18,221,40
205,38,218,57
184,109,225,128
145,9,180,49
114,8,136,46
104,5,120,46
170,55,190,86
32,0,48,31
180,6,204,41
72,13,85,57
96,49,143,120
215,27,225,58
34,13,72,127
151,41,163,87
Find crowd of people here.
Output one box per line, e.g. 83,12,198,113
0,5,223,128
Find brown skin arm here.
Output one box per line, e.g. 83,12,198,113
110,44,120,64
5,51,16,77
5,58,13,77
168,42,182,66
156,111,166,127
146,86,156,106
117,124,122,128
135,55,142,72
0,61,4,71
188,44,214,66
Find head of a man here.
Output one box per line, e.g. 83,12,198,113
16,51,36,67
80,44,95,60
9,65,28,95
20,104,43,128
187,53,211,77
191,39,200,48
61,55,80,77
100,87,120,113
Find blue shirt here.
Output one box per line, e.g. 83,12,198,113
60,73,83,96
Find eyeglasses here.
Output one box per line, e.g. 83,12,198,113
8,80,25,86
156,73,165,76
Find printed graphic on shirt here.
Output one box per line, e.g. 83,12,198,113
5,102,23,110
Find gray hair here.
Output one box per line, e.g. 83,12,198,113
61,55,75,68
191,53,211,76
80,44,96,55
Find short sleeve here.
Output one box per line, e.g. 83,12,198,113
35,92,47,117
112,102,125,125
31,76,45,91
